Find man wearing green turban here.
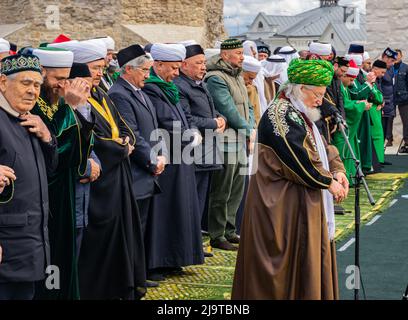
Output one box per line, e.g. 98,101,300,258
233,58,349,300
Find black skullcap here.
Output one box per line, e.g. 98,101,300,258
117,44,146,67
68,62,91,79
373,59,387,69
185,44,204,59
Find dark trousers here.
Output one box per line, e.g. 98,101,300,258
195,170,211,231
137,197,152,237
76,227,84,262
208,149,246,242
235,175,249,235
0,281,35,300
398,104,408,144
382,116,394,141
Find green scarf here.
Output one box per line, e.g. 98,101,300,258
145,68,180,105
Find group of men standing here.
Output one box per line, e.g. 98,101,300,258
0,34,262,300
0,31,404,300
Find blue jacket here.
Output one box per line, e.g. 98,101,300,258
378,67,395,117
394,61,408,106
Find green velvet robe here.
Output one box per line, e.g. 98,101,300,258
368,86,385,163
332,83,366,183
32,93,94,300
348,73,383,171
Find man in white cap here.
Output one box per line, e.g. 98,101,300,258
308,41,332,61
346,53,383,174
98,36,116,91
60,39,147,300
142,43,205,280
0,39,10,61
27,46,95,300
242,55,262,125
362,51,372,74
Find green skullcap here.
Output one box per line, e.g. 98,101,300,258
220,38,243,50
287,58,334,87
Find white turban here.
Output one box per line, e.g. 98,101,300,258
363,51,370,61
101,36,115,51
179,40,198,47
0,38,10,53
243,55,262,73
345,54,363,66
32,47,74,68
309,42,332,56
150,43,186,61
243,41,258,58
204,48,220,61
49,39,107,64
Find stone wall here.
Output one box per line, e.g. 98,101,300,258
1,0,226,49
366,0,408,58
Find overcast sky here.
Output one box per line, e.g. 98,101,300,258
224,0,366,36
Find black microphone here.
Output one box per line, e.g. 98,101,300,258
333,111,348,129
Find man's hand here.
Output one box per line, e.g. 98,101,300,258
328,179,347,203
62,78,91,108
0,165,17,194
334,172,349,198
20,114,52,143
88,159,101,182
215,117,226,133
154,155,167,176
364,101,372,111
366,72,376,84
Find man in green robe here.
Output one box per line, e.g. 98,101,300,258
332,60,369,183
369,60,387,168
29,47,94,300
347,55,383,172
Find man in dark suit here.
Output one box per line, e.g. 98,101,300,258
108,45,166,286
0,54,58,300
174,44,226,252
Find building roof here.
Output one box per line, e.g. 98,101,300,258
248,5,366,43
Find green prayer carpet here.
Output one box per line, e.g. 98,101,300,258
144,155,408,300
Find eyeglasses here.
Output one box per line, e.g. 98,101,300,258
304,87,325,100
136,67,151,75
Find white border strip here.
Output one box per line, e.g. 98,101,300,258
338,238,356,252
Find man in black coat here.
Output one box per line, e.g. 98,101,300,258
142,43,204,280
108,45,167,286
315,56,349,143
174,44,226,242
0,54,57,300
393,49,408,152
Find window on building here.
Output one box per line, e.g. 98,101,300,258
258,21,264,29
331,33,334,40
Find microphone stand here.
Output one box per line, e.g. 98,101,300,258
335,116,376,300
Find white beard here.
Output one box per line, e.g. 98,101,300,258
305,107,322,122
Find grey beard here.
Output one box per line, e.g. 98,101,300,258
305,107,322,122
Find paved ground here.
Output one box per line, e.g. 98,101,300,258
336,155,408,300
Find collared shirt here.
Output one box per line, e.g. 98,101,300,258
0,92,24,118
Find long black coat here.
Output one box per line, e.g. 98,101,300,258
78,86,146,300
378,68,395,117
174,73,223,171
143,82,204,269
108,77,164,200
0,105,57,283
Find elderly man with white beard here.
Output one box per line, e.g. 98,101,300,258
232,58,349,300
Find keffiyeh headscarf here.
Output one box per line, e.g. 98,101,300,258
287,58,334,87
